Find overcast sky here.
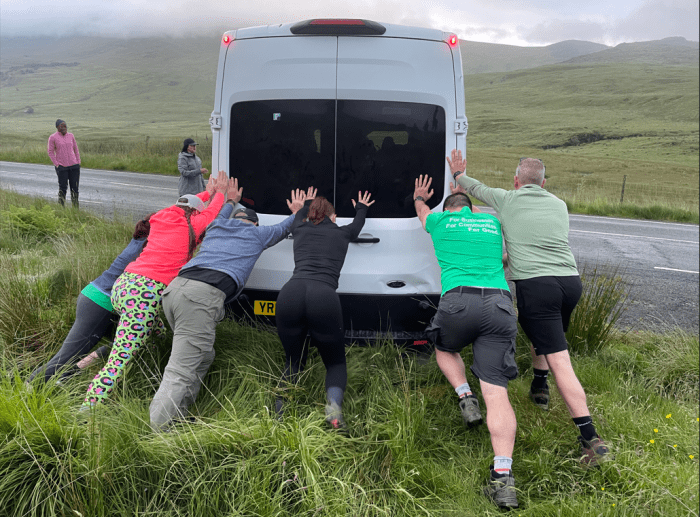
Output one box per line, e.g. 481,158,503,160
1,0,697,46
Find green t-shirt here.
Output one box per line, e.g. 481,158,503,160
425,207,509,295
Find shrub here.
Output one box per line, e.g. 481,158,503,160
566,264,629,355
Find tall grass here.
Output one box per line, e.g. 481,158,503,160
566,265,629,355
0,190,698,516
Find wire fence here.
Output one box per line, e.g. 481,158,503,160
474,173,699,210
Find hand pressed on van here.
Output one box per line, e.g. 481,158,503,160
227,177,243,204
413,175,434,229
286,188,307,214
447,149,467,180
305,186,317,201
352,191,375,209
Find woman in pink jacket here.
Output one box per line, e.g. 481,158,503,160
82,172,229,407
47,119,81,208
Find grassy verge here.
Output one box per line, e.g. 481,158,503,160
0,190,698,516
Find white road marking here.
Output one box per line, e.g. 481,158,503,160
570,229,699,244
109,182,177,192
654,267,699,274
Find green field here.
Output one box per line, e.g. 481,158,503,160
1,35,698,222
0,190,698,516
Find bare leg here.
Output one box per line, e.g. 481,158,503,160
435,349,467,388
480,380,516,457
545,350,589,418
530,344,548,370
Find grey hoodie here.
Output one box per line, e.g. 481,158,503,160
177,151,206,196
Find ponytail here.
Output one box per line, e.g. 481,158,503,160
183,207,197,260
307,196,335,225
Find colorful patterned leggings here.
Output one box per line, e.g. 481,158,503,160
82,272,165,407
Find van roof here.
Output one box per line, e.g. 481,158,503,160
232,19,447,42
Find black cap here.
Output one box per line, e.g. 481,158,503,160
233,208,259,224
183,138,198,147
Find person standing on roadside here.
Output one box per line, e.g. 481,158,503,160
178,138,208,196
47,119,81,208
450,150,609,467
414,176,519,510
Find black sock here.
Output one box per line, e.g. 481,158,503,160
573,416,597,441
531,368,549,390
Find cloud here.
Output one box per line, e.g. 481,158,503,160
521,0,698,45
615,0,699,42
0,0,697,44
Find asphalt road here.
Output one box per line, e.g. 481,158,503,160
2,161,698,333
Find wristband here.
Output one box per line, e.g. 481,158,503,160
414,196,425,203
453,170,464,180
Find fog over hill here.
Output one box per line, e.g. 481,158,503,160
1,35,697,79
564,37,699,66
459,39,609,74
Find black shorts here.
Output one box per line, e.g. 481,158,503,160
426,287,518,388
514,275,582,356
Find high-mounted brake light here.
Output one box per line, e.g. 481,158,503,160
222,33,234,45
446,34,458,47
290,19,386,36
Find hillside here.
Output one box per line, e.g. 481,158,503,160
0,34,697,179
459,39,608,74
565,37,699,66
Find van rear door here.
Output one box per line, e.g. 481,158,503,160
332,37,456,299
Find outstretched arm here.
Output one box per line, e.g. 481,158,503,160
447,149,507,210
413,175,434,230
342,191,374,240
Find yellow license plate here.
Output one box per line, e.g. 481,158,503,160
254,300,276,316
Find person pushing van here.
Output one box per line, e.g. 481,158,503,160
413,175,519,509
450,150,609,467
149,180,308,430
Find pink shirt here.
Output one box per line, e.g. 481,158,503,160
125,191,225,286
47,131,81,167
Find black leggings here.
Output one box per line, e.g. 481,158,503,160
29,293,114,382
275,279,346,392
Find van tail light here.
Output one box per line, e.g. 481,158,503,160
222,32,235,45
445,34,459,47
290,19,386,35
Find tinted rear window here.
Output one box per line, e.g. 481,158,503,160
229,99,445,217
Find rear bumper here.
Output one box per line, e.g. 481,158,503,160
226,288,439,345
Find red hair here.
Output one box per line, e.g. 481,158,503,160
307,196,335,225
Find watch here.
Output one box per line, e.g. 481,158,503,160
453,170,464,180
414,196,425,202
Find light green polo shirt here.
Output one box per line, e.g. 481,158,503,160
425,206,509,295
456,175,579,280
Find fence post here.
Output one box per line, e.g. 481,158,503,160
620,175,627,203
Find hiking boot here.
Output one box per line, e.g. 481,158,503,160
529,385,550,411
325,402,346,431
578,435,610,466
484,466,518,509
458,396,483,428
